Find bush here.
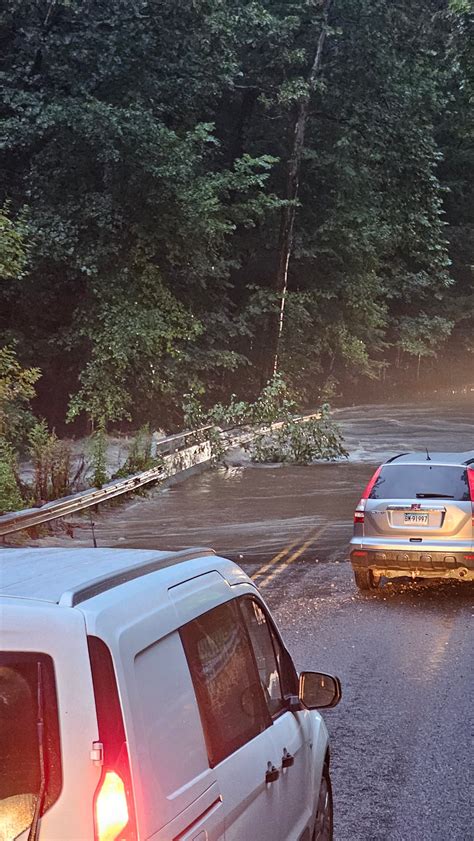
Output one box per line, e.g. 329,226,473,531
249,405,348,464
90,424,108,489
0,438,23,513
28,420,75,502
0,345,41,449
183,373,297,433
114,426,164,478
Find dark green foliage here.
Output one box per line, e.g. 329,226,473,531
250,405,348,464
183,373,296,429
114,425,164,477
0,0,472,435
0,346,41,447
0,203,30,280
0,438,23,513
90,423,108,488
28,419,75,501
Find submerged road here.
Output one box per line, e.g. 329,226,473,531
35,395,473,839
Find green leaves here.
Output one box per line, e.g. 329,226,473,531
0,205,30,280
397,314,454,359
250,405,349,464
0,346,41,441
67,265,203,425
0,0,471,435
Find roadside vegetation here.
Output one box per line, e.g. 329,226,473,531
0,368,345,513
185,374,347,464
0,1,472,508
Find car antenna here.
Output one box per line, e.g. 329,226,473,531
89,508,98,548
426,448,431,461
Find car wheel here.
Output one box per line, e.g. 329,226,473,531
353,568,379,591
312,763,333,841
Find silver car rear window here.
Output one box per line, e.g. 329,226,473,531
0,653,62,841
369,465,470,501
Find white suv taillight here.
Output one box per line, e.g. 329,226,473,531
354,500,365,524
88,636,137,841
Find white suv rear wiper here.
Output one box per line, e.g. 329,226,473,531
27,662,47,841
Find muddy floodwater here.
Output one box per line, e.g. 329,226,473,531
39,394,474,562
24,393,474,841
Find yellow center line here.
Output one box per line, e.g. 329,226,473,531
252,524,323,580
258,522,330,589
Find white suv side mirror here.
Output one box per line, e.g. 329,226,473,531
299,671,342,709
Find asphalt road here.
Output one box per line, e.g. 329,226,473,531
256,561,473,841
31,394,474,839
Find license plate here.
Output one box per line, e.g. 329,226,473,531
404,512,429,525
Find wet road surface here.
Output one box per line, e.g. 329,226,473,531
271,565,473,841
33,395,473,840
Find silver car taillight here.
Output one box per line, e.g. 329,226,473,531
468,468,474,527
353,465,383,526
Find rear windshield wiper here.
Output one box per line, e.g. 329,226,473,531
27,662,47,841
416,493,454,499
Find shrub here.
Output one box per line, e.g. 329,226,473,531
114,426,164,478
0,345,41,449
0,438,23,513
28,420,75,502
249,405,348,464
90,424,108,489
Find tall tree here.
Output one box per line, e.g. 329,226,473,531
268,0,332,380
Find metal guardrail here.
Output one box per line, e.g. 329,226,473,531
153,425,215,455
0,413,319,538
0,426,215,538
0,464,168,537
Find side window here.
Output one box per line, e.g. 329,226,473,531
134,633,209,798
240,598,298,717
268,623,299,700
180,600,271,767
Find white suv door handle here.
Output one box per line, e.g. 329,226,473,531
265,763,280,783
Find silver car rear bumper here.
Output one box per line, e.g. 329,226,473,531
350,540,474,581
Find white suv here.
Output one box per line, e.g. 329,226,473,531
0,547,341,841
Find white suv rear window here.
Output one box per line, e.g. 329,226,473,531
0,653,61,841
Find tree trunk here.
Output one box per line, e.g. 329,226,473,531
263,0,333,382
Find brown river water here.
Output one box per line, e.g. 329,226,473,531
35,393,474,563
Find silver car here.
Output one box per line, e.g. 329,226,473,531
350,451,474,590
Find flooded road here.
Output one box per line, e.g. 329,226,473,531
51,395,473,565
27,394,474,840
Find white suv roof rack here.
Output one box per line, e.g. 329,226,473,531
0,547,215,605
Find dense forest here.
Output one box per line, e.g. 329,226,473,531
1,0,473,438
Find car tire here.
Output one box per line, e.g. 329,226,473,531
312,763,333,841
353,568,379,591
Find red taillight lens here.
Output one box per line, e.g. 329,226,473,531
88,637,137,841
467,468,474,526
95,771,129,841
353,465,383,525
467,468,474,499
